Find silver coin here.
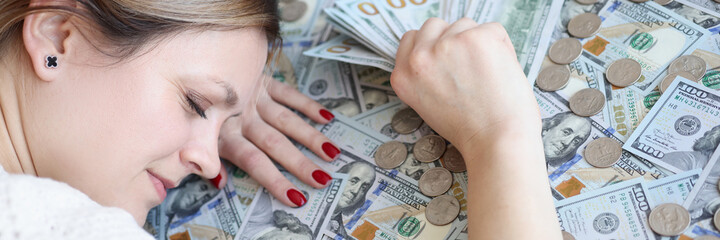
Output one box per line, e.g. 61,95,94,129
660,72,696,93
391,108,424,134
648,203,691,236
575,0,599,4
413,135,447,163
606,58,643,87
653,0,674,5
440,145,466,173
374,141,408,169
279,1,308,22
569,88,605,117
561,231,576,240
567,13,602,38
536,65,571,91
419,167,453,197
548,38,583,65
425,195,460,226
696,235,720,240
584,137,622,168
668,55,707,81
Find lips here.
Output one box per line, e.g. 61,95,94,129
147,171,176,203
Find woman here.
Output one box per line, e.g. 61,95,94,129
0,0,560,239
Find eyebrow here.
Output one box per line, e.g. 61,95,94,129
215,81,238,106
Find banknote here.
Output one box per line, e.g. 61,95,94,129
691,33,720,90
334,0,400,57
682,138,720,227
373,0,439,39
352,101,434,143
645,168,701,207
602,87,657,141
448,0,470,23
279,0,331,40
555,178,656,240
323,8,395,60
492,0,563,83
360,85,399,111
465,0,495,24
300,146,467,240
146,173,246,240
236,171,347,240
300,58,366,117
666,0,720,29
623,77,720,173
677,0,720,19
351,64,391,89
549,0,609,43
584,0,711,95
304,35,395,72
534,88,669,201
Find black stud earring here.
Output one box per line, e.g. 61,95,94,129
45,55,58,69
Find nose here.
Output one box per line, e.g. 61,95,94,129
346,183,361,196
179,123,221,179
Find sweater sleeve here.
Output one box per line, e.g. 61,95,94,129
0,165,155,240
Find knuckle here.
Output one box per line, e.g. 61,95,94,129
261,133,285,148
400,30,417,43
407,51,432,73
274,109,295,130
239,151,266,170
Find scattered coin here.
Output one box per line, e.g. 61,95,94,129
697,235,720,240
584,137,622,168
606,58,643,87
660,71,696,93
413,135,447,162
440,145,466,173
569,88,605,117
536,65,571,91
391,108,424,134
653,0,674,5
575,0,599,4
279,0,308,22
548,38,583,65
375,141,408,169
567,13,602,38
419,167,453,197
425,195,460,226
668,55,707,81
561,231,576,240
648,203,691,236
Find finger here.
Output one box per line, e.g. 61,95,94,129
395,30,418,62
219,132,310,207
438,17,480,42
473,22,515,56
413,17,450,50
266,80,334,124
243,116,333,190
256,99,339,162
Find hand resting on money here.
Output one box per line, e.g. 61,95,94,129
391,18,561,239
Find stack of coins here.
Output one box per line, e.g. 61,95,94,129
372,108,469,226
540,7,608,118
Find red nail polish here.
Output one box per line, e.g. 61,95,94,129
312,169,332,185
287,188,307,207
210,173,223,189
319,109,334,121
322,142,341,159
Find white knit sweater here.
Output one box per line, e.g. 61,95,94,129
0,165,154,240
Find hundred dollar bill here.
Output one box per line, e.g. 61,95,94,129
373,0,439,39
304,35,395,72
334,0,400,57
279,0,330,40
360,85,399,111
549,0,609,43
466,0,495,24
682,138,720,227
643,168,701,240
665,1,720,29
623,77,720,173
301,59,366,117
677,0,720,19
236,171,347,240
555,178,656,240
489,0,563,83
534,88,669,201
146,173,246,240
301,146,467,240
584,0,711,95
323,8,395,60
448,0,469,23
352,101,434,143
603,87,657,141
351,64,392,88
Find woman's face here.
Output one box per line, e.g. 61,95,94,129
24,28,268,223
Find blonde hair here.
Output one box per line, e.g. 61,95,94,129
0,0,281,64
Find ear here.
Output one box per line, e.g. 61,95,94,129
22,0,78,82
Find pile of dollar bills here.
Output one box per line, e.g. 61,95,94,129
143,0,720,239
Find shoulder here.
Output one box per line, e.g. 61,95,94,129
0,167,153,240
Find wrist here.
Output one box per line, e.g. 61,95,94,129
456,119,543,169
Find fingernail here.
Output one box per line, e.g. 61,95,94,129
287,188,307,207
312,169,332,186
322,142,341,160
210,173,223,189
319,109,334,121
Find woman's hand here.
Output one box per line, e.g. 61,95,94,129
390,18,541,153
216,78,339,207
